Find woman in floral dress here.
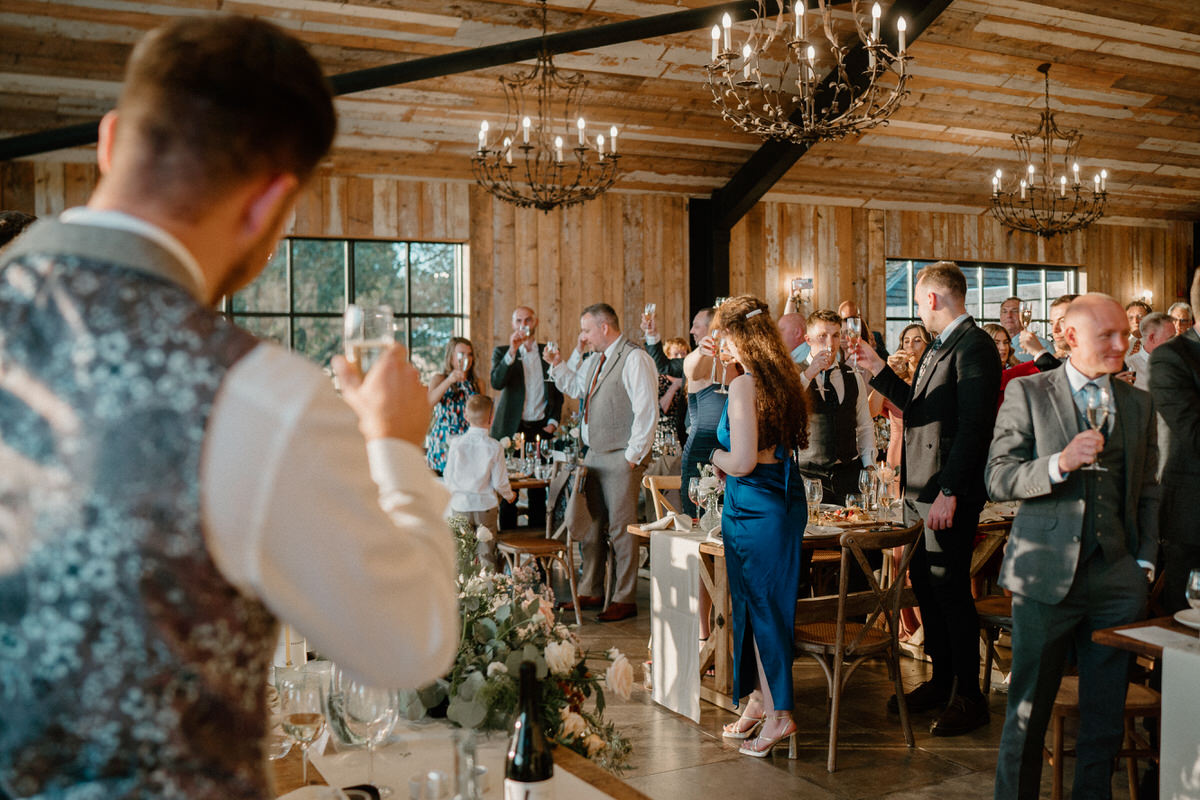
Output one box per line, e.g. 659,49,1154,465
425,337,479,473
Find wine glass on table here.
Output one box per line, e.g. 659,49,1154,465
343,304,395,375
278,672,326,786
1185,569,1200,611
343,679,400,796
803,478,822,525
688,478,702,524
1081,384,1111,472
843,317,863,370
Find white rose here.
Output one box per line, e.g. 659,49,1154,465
606,647,621,661
500,436,512,449
475,525,494,543
544,641,577,676
698,476,721,494
569,427,580,439
605,654,633,701
559,708,588,739
487,661,508,678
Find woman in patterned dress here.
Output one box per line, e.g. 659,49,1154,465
425,337,479,473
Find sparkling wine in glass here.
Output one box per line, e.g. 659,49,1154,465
545,340,559,357
688,478,702,519
644,302,656,320
279,675,326,785
1019,301,1034,329
843,317,863,369
708,330,724,386
1081,384,1110,472
343,680,400,796
456,350,468,372
803,478,822,525
1186,569,1200,611
344,304,395,374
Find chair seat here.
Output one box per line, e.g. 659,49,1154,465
795,621,892,654
497,536,565,556
1052,675,1160,716
976,594,1013,625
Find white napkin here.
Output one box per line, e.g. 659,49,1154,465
641,512,693,531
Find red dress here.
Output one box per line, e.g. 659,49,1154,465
998,361,1040,408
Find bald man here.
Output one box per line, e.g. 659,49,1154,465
777,312,807,364
987,293,1159,800
838,299,888,358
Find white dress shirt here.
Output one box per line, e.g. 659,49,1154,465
442,427,512,512
503,341,552,424
59,208,458,689
550,336,659,464
798,357,877,466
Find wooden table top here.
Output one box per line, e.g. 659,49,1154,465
1092,615,1198,660
508,475,549,491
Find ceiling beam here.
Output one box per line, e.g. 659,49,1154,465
709,0,954,230
0,1,799,161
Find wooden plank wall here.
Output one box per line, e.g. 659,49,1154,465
731,202,1195,342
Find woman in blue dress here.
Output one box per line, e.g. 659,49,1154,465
709,295,809,758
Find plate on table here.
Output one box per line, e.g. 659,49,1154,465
805,524,843,538
1174,608,1200,631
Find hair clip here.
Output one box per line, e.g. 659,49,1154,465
745,308,763,319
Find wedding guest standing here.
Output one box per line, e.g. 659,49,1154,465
546,303,658,622
444,395,516,570
1149,270,1200,615
490,306,563,528
982,323,1039,407
426,336,479,474
1167,301,1194,336
642,306,713,378
1019,293,1078,371
998,295,1052,363
988,294,1159,800
853,261,1000,737
709,296,809,758
882,324,931,472
777,311,808,364
1132,312,1174,391
680,329,731,517
0,17,457,798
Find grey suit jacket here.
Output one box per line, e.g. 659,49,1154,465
985,367,1160,604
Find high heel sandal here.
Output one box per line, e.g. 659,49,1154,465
721,711,765,740
738,714,798,759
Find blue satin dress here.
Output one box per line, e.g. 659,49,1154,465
717,404,807,709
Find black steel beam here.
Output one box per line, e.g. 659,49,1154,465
0,1,793,161
689,199,730,315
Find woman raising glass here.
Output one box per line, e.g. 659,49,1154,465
425,337,479,474
709,296,809,758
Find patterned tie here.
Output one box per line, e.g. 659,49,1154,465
913,335,942,386
583,353,607,424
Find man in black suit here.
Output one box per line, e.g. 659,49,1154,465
853,261,1001,736
490,305,563,528
640,306,713,378
1149,269,1200,614
987,294,1158,799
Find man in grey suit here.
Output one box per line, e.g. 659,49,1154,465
987,294,1159,800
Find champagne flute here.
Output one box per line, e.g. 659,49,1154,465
344,304,395,374
708,329,724,386
688,477,702,520
1186,569,1200,611
644,302,657,320
343,679,400,796
279,673,326,786
1019,301,1034,330
843,317,863,370
714,338,729,395
1081,384,1110,472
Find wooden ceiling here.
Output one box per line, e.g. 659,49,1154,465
2,0,1199,222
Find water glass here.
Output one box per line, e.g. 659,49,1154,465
342,679,400,796
344,304,395,374
1186,568,1200,611
845,493,864,511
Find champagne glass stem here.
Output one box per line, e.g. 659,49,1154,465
367,741,375,787
301,744,309,784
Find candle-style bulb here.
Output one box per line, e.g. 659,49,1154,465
555,135,563,162
871,2,881,40
995,168,1002,180
742,43,752,79
1059,175,1066,197
522,116,531,144
597,133,605,157
711,25,720,60
577,117,586,147
897,16,907,53
1027,163,1035,176
610,126,618,154
796,1,805,40
722,12,732,51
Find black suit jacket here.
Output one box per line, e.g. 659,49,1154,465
489,344,564,439
870,317,1001,509
1148,328,1200,547
645,340,684,378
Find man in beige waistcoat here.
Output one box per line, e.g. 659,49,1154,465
546,303,659,621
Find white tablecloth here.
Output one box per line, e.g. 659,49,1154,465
1161,635,1200,800
649,529,704,723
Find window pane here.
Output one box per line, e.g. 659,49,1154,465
292,239,345,313
233,315,289,347
353,241,408,312
980,267,1011,322
293,316,342,369
410,243,458,314
231,241,288,313
410,316,454,382
963,267,982,318
1045,270,1072,302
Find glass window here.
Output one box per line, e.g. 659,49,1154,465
224,237,467,374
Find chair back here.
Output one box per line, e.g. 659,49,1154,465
547,461,588,541
834,522,922,655
641,474,681,520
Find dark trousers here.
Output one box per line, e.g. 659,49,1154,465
994,551,1146,800
498,419,551,529
906,499,980,696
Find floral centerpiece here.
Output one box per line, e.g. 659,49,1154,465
695,464,724,532
408,518,632,772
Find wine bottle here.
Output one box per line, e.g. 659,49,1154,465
504,661,554,800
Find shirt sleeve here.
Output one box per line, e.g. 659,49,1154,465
491,449,512,498
550,354,588,398
1047,452,1068,484
201,345,457,688
622,348,660,464
854,373,876,466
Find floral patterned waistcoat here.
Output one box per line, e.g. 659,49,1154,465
0,221,278,799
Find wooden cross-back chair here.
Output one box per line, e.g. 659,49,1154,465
497,461,588,626
642,474,680,520
794,520,923,772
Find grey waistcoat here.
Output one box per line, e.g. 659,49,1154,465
585,339,640,453
0,220,276,799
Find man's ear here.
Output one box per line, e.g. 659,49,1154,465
240,172,299,242
97,111,119,175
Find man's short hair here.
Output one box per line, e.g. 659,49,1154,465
1140,312,1173,338
0,211,36,247
805,309,842,330
1000,296,1022,308
117,16,336,218
581,303,620,330
1125,299,1152,314
1050,293,1079,309
465,394,494,426
915,261,967,300
1168,301,1193,318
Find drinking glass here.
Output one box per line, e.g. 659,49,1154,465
455,351,468,372
845,493,863,511
1186,569,1200,611
803,478,823,525
709,330,726,392
688,478,702,519
858,468,873,497
714,296,727,308
278,671,327,785
1019,301,1035,330
344,304,395,374
843,317,863,369
538,437,552,463
343,679,400,796
1081,384,1110,472
545,340,559,357
644,302,657,319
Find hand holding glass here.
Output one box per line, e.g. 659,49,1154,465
1019,301,1034,329
1081,385,1110,472
344,304,395,374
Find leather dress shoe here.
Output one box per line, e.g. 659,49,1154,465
596,602,638,622
929,694,990,737
560,595,604,612
887,680,950,714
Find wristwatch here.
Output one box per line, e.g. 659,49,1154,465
939,487,954,498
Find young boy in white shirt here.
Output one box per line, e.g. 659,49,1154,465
443,394,516,569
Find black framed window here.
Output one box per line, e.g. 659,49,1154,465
884,259,1077,349
224,237,467,377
